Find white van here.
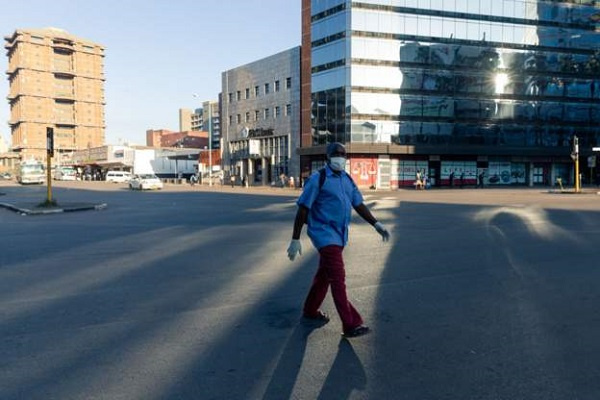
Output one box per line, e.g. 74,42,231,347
105,170,132,183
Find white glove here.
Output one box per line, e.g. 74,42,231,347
287,239,302,261
374,222,390,242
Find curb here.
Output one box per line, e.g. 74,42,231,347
0,202,107,215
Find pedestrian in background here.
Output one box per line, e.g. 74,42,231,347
230,174,235,188
287,142,390,338
415,170,423,190
280,173,287,188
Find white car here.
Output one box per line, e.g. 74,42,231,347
106,170,132,183
129,174,163,190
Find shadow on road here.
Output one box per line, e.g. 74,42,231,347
2,187,599,399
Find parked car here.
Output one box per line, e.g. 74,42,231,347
129,174,163,190
0,172,12,180
54,166,77,181
105,170,132,183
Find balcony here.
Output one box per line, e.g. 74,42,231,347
54,91,75,100
52,41,74,52
52,65,74,76
54,117,76,126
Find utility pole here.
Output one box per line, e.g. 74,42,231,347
593,147,600,187
572,135,580,193
208,102,213,187
46,127,54,203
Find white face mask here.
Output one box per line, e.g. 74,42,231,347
329,157,346,172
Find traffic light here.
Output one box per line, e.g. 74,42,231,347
571,135,579,160
46,127,54,157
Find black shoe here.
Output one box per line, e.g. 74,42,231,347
342,325,370,338
302,311,330,324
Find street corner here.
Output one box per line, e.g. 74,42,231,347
0,201,108,215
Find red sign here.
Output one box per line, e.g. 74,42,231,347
349,157,377,188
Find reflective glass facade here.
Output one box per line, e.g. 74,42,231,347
306,0,600,186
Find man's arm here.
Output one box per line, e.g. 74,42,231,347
353,203,390,242
287,205,309,260
291,205,309,239
353,203,377,226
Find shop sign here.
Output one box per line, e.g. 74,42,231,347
248,128,274,138
249,139,261,157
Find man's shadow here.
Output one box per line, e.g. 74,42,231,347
262,322,320,400
262,326,366,400
317,339,366,400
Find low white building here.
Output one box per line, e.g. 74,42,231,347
68,145,199,179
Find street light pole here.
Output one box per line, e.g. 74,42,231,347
208,102,212,187
573,136,580,193
193,94,213,187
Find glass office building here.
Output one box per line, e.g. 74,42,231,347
300,0,600,188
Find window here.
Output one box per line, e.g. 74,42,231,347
275,106,281,118
229,115,232,125
264,108,270,119
275,80,280,92
236,114,241,124
236,91,241,101
245,112,250,122
255,110,260,120
265,83,270,94
228,92,232,102
285,104,292,116
255,85,260,96
286,77,292,89
245,88,250,99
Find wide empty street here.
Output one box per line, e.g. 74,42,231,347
1,181,599,400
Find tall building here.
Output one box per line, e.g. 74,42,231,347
5,28,105,161
222,47,301,185
201,100,220,150
180,102,219,149
301,1,600,188
179,108,203,132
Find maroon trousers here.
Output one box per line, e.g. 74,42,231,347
303,245,363,333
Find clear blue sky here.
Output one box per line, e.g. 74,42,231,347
0,0,301,145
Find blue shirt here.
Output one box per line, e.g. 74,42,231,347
297,165,364,249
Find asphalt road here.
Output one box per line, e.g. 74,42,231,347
1,181,599,399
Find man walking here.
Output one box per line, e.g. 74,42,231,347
287,142,390,338
477,170,485,188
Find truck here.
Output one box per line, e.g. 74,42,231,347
16,160,45,184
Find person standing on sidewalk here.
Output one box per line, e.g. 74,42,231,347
286,142,390,338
